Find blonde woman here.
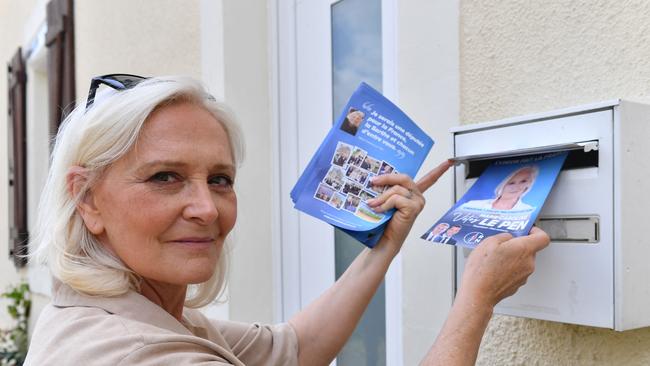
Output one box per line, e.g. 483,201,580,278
25,75,549,365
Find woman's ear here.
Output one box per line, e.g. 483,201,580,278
67,166,104,235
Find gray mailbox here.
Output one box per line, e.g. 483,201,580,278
452,100,650,331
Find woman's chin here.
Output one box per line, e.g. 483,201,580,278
179,267,216,284
165,252,220,284
156,262,217,285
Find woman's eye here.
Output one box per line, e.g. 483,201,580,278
148,172,180,183
209,175,234,188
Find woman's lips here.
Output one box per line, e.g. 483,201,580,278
170,237,215,248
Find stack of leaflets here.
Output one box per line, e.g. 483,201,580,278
422,152,568,248
291,83,434,247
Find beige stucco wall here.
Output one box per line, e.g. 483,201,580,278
461,1,650,364
74,0,202,95
461,0,650,123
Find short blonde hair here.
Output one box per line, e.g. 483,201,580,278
494,165,539,199
31,76,244,308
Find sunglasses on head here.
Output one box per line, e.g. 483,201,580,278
85,73,148,109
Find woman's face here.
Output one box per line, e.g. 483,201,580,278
501,170,533,199
87,102,237,285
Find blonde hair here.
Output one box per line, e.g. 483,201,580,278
31,76,244,308
494,165,539,199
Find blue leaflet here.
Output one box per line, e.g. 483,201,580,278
422,152,568,248
291,82,434,247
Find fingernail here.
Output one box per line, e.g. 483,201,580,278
367,198,376,206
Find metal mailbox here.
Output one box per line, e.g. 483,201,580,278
452,100,650,331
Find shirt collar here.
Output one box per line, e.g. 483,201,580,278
51,280,194,336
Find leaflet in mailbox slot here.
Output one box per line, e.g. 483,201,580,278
422,152,567,248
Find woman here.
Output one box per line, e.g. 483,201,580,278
25,75,549,365
460,166,539,211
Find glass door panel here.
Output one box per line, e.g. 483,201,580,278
332,1,385,364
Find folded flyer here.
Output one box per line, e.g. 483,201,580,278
291,82,434,247
421,152,568,248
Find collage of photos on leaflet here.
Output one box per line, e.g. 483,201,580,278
314,141,398,223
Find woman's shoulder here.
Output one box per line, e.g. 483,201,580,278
25,282,232,365
25,283,298,365
25,302,145,365
25,300,243,365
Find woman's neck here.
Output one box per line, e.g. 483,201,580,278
140,279,187,321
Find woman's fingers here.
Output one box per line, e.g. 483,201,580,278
368,159,453,202
371,194,405,214
415,160,454,193
505,227,551,253
369,172,418,191
367,174,424,211
362,159,452,228
363,173,426,216
370,192,424,214
367,185,414,208
480,232,514,246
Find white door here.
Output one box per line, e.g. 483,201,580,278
276,0,400,365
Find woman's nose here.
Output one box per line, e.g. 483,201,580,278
183,182,219,224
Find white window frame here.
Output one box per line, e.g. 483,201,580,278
270,1,402,364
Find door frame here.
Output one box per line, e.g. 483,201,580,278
271,1,402,364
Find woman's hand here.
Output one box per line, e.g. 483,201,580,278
421,227,551,366
367,160,453,253
458,226,551,309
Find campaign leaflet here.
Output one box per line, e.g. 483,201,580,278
421,152,568,249
291,82,434,248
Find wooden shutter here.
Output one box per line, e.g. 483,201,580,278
7,48,28,267
46,0,75,136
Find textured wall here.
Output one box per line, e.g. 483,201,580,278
461,0,650,123
75,0,202,94
461,0,650,364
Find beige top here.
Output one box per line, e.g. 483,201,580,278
25,282,299,365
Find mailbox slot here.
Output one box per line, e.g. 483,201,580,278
461,147,598,179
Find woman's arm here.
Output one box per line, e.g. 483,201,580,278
289,161,453,366
420,227,550,365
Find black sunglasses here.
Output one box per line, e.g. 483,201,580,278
85,73,148,109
